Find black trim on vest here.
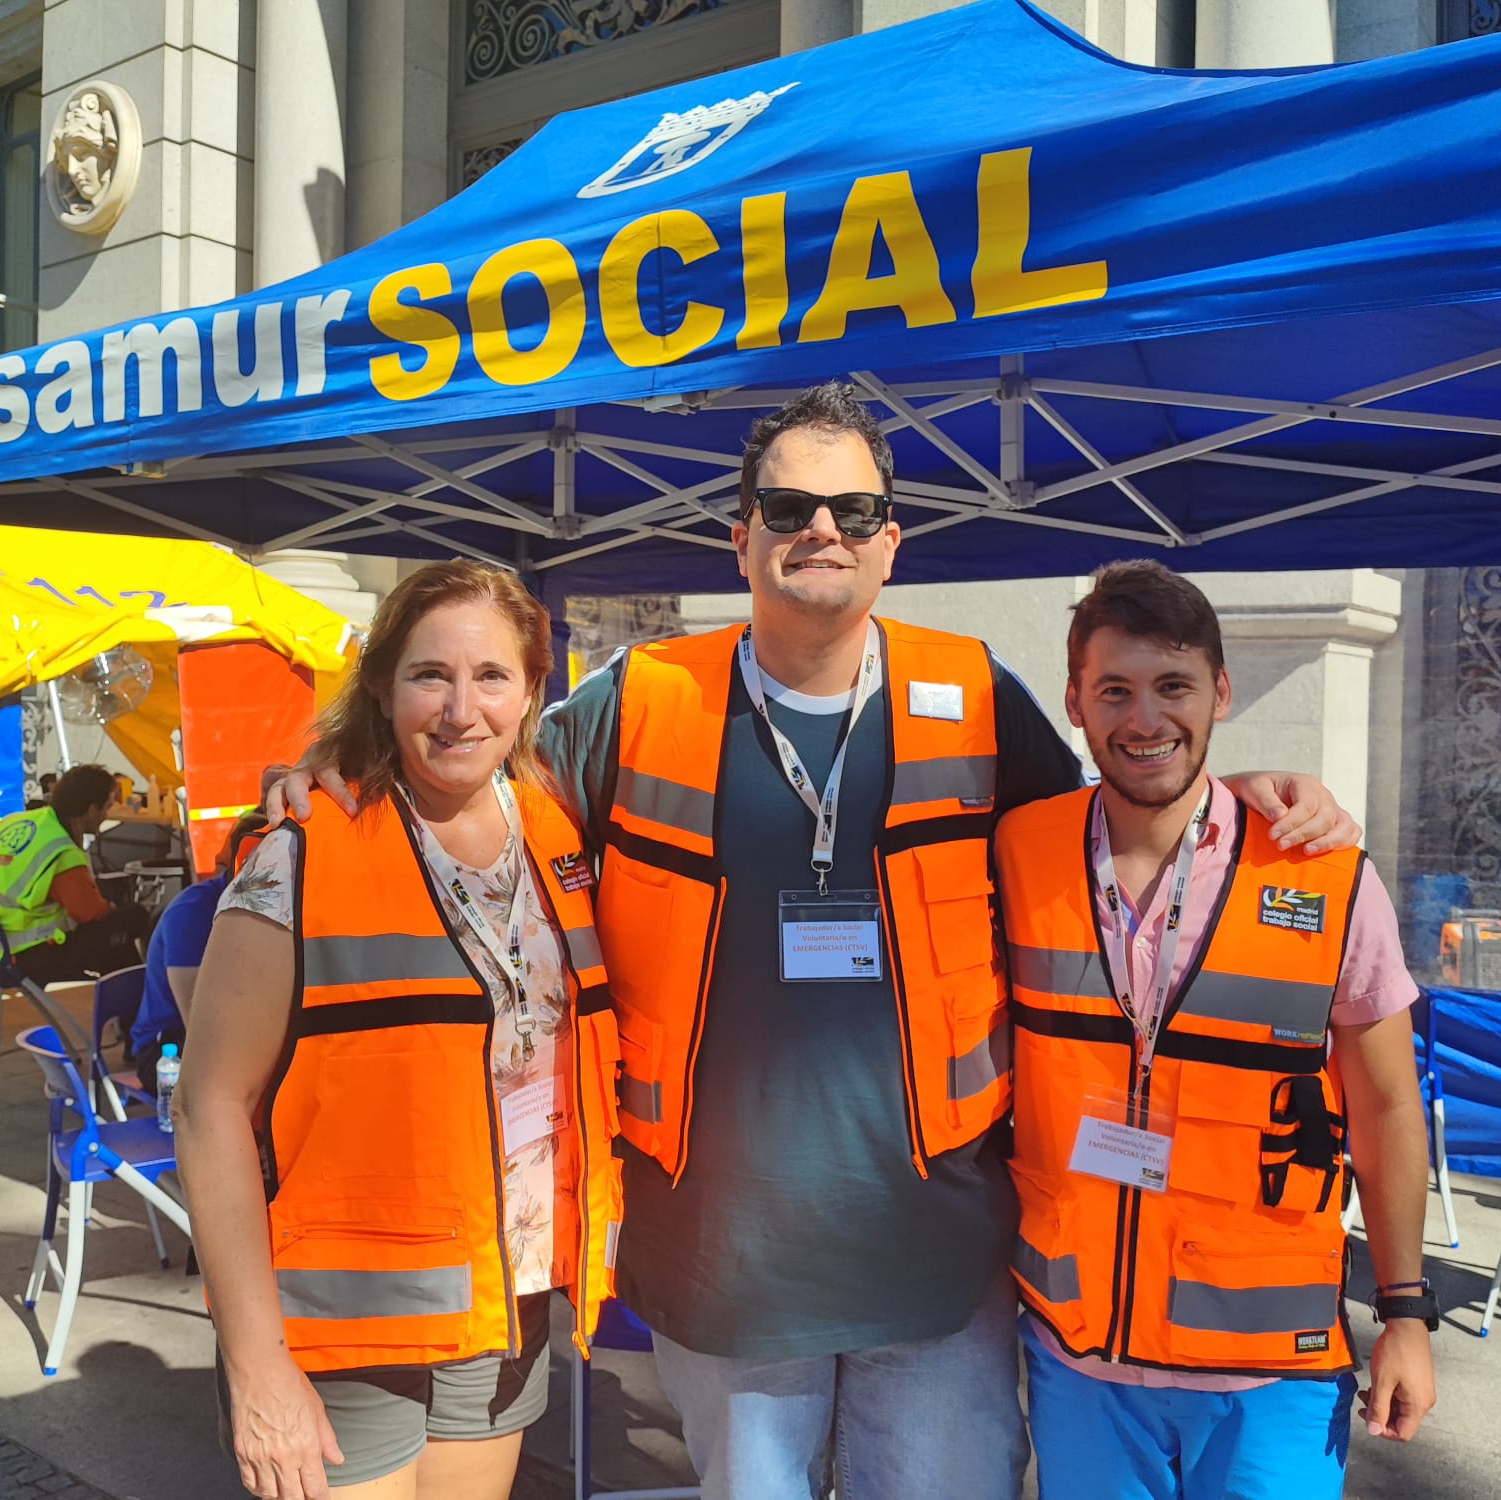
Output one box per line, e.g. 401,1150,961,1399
1011,998,1135,1045
295,991,493,1036
577,982,613,1017
259,817,309,1201
878,811,994,857
604,821,718,885
1154,1030,1326,1074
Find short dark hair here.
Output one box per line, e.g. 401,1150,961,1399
739,381,894,520
50,764,119,822
1068,561,1224,681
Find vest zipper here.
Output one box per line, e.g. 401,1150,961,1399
485,1005,521,1360
874,854,929,1178
572,999,591,1356
671,874,726,1187
1104,1036,1150,1363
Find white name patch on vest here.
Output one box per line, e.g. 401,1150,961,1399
778,889,884,981
500,1074,568,1155
908,681,964,721
1070,1115,1173,1193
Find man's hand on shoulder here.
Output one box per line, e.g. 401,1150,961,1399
264,744,355,826
1220,771,1361,854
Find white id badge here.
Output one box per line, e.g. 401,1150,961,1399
500,1074,568,1155
1068,1088,1175,1193
778,889,884,982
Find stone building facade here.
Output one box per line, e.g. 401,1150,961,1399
6,0,1499,950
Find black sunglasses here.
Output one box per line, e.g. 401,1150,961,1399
748,487,892,538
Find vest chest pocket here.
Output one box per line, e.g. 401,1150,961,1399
1166,1066,1268,1207
614,1002,667,1159
911,841,997,978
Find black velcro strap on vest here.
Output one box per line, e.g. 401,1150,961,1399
295,992,492,1038
1010,999,1133,1047
604,821,717,885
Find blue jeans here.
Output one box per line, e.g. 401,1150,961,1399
652,1275,1028,1500
1021,1318,1357,1500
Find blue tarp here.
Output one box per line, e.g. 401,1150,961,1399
0,0,1498,593
1417,987,1501,1181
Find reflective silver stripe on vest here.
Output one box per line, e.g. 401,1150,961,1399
303,934,474,989
0,918,64,952
1176,972,1333,1037
1007,944,1113,1000
563,923,604,975
619,1073,664,1123
948,1024,1009,1101
276,1264,472,1321
1012,1236,1082,1303
891,755,995,808
1168,1278,1337,1336
615,766,715,841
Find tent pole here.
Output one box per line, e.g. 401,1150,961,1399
553,410,578,538
46,681,74,771
999,355,1028,503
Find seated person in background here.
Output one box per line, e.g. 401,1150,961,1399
132,810,268,1094
0,764,149,983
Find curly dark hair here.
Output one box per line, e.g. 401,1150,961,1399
50,764,119,823
738,381,894,519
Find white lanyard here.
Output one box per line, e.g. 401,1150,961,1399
403,774,538,1057
1092,787,1210,1082
736,621,881,895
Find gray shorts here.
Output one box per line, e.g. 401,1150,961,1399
218,1291,552,1488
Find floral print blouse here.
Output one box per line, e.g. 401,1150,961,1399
222,811,578,1298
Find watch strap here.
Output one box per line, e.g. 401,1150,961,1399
1372,1290,1440,1331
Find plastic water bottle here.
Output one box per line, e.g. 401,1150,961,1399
156,1044,181,1133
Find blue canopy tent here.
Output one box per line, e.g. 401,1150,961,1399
0,0,1498,605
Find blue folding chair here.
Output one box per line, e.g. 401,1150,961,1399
91,964,155,1117
571,1297,701,1500
1415,987,1462,1250
16,1024,191,1376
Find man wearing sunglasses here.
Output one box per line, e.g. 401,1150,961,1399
274,382,1357,1500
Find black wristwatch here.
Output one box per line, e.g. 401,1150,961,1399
1370,1281,1440,1332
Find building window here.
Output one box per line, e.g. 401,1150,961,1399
465,0,734,85
0,72,40,351
1442,1,1501,39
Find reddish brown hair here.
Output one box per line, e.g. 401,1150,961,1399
316,561,554,812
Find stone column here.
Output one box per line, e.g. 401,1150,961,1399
38,0,254,339
253,549,379,627
345,0,448,249
1196,0,1336,67
1197,568,1402,838
253,0,347,287
783,0,854,53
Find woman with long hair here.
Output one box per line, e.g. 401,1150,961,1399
176,562,623,1500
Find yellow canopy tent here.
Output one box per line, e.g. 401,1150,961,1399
0,526,355,788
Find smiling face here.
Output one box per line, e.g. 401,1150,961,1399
732,427,899,628
380,600,535,815
1066,626,1232,813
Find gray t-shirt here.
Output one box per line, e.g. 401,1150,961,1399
537,633,1082,1359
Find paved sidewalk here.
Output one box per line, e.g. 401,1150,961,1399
0,1437,112,1500
3,982,1498,1499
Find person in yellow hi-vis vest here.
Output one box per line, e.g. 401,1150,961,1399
0,763,148,982
996,561,1435,1500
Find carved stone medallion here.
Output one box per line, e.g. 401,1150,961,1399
47,80,143,235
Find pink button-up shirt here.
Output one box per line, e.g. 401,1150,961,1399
1028,774,1417,1390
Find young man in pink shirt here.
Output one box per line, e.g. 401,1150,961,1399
994,561,1435,1500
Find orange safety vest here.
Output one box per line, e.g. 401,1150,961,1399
996,786,1363,1378
261,785,623,1375
595,618,1007,1182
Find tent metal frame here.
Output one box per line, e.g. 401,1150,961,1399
4,343,1499,575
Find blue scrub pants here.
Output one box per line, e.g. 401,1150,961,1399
1021,1317,1357,1500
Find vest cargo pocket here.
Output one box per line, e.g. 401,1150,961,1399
1010,1175,1089,1345
912,841,997,976
614,1002,667,1159
1260,1074,1345,1215
270,1204,472,1358
1167,1066,1267,1207
1166,1228,1343,1368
